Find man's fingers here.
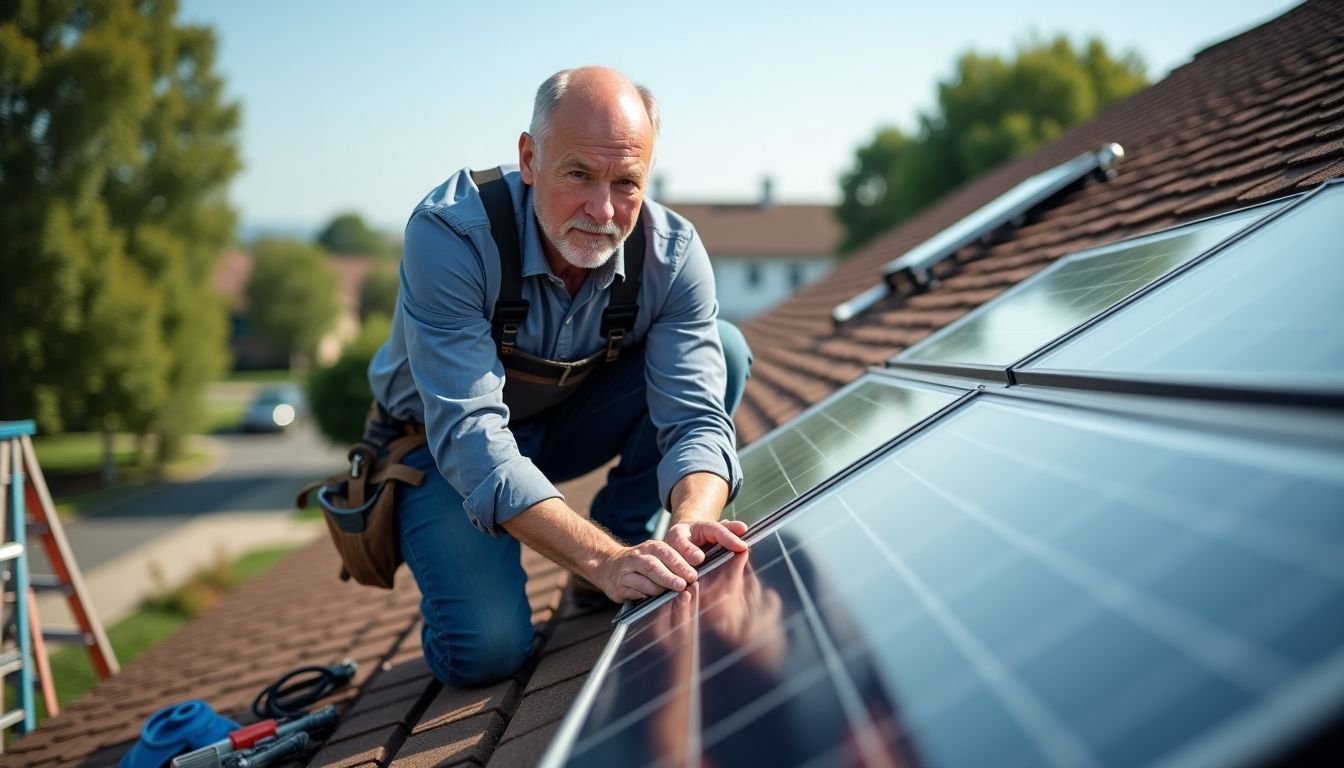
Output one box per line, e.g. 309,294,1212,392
665,526,705,566
617,571,665,599
629,544,696,592
645,542,698,584
722,520,749,535
693,521,750,553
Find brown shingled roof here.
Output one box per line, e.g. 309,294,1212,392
12,2,1344,765
664,202,840,258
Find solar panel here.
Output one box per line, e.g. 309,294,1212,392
832,144,1125,325
892,201,1284,379
1018,182,1344,398
547,391,1344,768
725,373,961,526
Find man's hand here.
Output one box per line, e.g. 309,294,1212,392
594,539,700,603
664,471,747,565
664,519,749,567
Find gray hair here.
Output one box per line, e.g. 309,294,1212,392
529,69,660,160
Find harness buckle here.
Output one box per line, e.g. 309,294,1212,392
605,328,624,363
500,322,519,356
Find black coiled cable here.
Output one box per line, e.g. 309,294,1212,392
252,659,358,720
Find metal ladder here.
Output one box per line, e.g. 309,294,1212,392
0,420,119,741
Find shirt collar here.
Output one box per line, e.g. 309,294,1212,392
520,185,626,289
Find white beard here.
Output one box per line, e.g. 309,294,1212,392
534,201,627,269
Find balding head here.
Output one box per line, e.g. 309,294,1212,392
518,67,658,273
529,66,660,162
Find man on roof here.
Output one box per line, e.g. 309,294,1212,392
366,66,752,686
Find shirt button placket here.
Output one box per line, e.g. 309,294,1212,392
559,316,573,357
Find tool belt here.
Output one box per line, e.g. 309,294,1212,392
296,404,426,589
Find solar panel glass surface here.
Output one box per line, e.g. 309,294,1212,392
1022,185,1344,391
724,376,958,526
562,394,1344,768
897,204,1278,370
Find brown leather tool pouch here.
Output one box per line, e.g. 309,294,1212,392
296,411,427,589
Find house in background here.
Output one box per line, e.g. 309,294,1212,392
211,249,376,369
12,2,1344,766
662,178,840,322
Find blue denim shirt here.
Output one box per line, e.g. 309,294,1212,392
368,166,741,535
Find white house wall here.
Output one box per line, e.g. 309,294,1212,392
711,256,834,322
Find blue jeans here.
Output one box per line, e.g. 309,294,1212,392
398,320,752,686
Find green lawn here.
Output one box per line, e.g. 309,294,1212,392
31,433,145,474
201,400,248,434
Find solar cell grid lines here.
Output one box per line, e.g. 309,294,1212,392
554,393,1344,768
895,203,1281,375
724,375,959,527
1021,182,1344,394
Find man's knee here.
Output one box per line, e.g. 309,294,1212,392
717,319,753,415
421,610,534,687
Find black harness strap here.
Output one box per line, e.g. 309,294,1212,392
604,213,645,361
471,167,528,356
471,166,645,364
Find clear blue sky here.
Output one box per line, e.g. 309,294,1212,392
179,0,1300,233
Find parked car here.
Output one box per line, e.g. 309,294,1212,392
242,385,306,433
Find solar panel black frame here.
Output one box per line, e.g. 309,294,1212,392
541,384,1344,768
831,144,1123,325
887,197,1292,384
1012,181,1344,409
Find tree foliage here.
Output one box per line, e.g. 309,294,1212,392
306,314,390,445
358,265,399,322
838,35,1147,253
316,212,389,256
245,239,339,367
0,0,239,464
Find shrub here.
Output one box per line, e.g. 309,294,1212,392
307,315,393,445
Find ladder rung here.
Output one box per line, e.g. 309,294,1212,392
0,648,22,671
0,542,23,562
42,628,92,645
0,658,23,677
29,574,72,594
0,709,27,730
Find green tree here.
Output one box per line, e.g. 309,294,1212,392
246,239,339,370
0,0,239,474
838,35,1147,252
104,3,239,461
358,265,399,322
307,314,391,445
316,212,389,256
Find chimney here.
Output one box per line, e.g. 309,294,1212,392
760,176,774,209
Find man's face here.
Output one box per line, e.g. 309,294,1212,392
519,91,654,271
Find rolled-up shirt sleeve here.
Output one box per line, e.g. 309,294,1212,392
645,230,743,510
398,212,561,535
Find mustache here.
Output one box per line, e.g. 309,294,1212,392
563,218,622,237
